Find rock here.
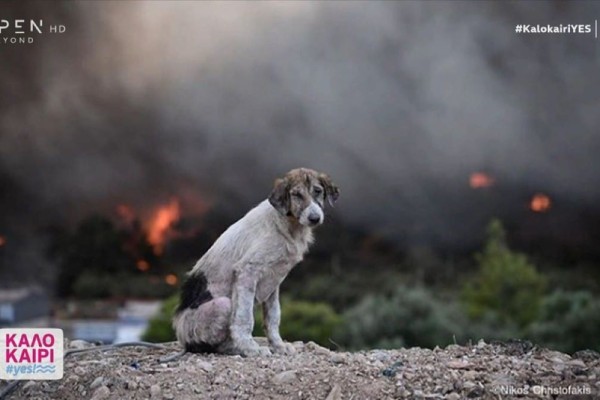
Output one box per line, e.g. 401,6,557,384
467,385,484,398
197,360,214,372
567,359,587,369
325,384,342,400
150,384,162,399
74,366,86,376
330,353,346,364
272,370,297,385
447,360,470,369
306,341,331,355
463,381,476,389
126,380,138,390
90,376,105,390
163,393,175,400
573,349,600,362
445,393,461,400
69,339,93,350
91,385,110,400
22,381,39,391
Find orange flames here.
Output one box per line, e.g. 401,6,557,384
147,198,181,254
136,260,150,272
530,193,551,213
165,274,178,286
469,172,495,189
0,236,5,247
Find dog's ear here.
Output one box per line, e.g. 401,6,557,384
318,173,339,207
269,178,290,215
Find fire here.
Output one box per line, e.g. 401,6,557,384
469,172,495,189
147,198,181,254
0,236,5,247
136,260,150,272
530,193,551,213
165,274,178,286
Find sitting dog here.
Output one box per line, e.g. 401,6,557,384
173,168,339,356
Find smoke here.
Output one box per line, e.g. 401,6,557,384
1,1,600,282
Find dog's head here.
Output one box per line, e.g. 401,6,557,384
269,168,339,227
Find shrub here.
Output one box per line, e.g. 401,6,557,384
143,296,342,347
253,299,342,348
527,290,600,353
461,219,546,328
335,285,466,350
142,294,178,342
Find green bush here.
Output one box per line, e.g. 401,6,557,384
461,219,546,328
527,290,600,353
143,296,342,346
142,294,178,342
254,299,342,347
335,285,466,350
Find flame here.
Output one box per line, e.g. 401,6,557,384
530,193,551,213
136,260,150,272
469,172,495,189
147,198,181,254
165,274,178,286
0,236,5,247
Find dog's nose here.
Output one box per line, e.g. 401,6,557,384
308,214,321,225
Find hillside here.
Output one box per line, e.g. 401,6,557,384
2,339,599,399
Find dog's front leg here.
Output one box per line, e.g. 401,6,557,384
262,287,296,355
230,266,271,357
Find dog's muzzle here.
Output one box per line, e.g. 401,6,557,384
300,202,324,227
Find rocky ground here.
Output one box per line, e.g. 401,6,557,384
2,338,599,399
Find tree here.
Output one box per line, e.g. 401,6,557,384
461,219,546,328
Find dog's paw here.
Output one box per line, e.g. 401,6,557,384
270,341,296,355
240,345,272,357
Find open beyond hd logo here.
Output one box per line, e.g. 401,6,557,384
0,19,66,44
0,328,64,380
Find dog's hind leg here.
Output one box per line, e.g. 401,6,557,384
173,296,231,352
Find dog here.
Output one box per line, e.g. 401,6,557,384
173,168,339,357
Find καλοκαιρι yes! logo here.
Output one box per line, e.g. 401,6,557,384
0,328,64,380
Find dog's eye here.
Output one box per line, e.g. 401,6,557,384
313,187,323,195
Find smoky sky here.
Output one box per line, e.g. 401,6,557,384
1,1,600,282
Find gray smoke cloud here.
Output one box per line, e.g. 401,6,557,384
1,1,599,282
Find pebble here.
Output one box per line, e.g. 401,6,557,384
567,359,587,369
74,366,86,376
91,385,110,400
126,380,138,390
90,376,105,390
446,393,461,400
272,370,298,385
163,393,174,400
22,381,39,391
150,384,162,399
197,360,214,372
306,341,331,355
330,353,346,364
447,360,470,369
463,381,476,389
325,384,342,400
69,339,92,350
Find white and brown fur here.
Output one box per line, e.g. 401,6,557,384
173,168,339,357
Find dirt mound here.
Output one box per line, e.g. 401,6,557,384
3,339,599,399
